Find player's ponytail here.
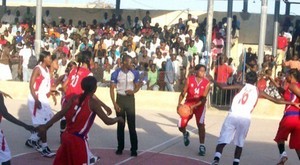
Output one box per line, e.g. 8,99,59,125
76,76,97,110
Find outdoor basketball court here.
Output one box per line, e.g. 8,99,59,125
2,98,299,165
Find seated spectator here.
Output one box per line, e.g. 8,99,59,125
138,48,150,66
147,64,159,91
91,62,104,86
100,64,112,87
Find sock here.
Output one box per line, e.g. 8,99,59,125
29,132,39,141
200,143,205,147
233,158,240,165
41,143,48,148
277,143,285,155
214,152,222,160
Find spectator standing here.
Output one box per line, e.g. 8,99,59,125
19,42,35,82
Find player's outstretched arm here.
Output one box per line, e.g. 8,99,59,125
260,91,298,106
0,94,34,132
92,94,112,116
89,97,124,125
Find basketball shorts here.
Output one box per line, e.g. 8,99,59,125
274,115,300,150
0,129,11,163
28,95,54,125
217,113,251,147
177,101,206,128
54,132,89,165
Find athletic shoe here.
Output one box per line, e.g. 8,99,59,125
277,154,288,165
90,155,100,165
41,146,56,158
211,159,219,165
183,131,190,146
198,145,206,156
131,150,138,157
25,139,43,152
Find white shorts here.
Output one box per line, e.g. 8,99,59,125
0,129,11,163
0,64,12,81
28,95,54,125
217,113,251,147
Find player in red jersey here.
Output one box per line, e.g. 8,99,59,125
61,51,93,140
268,69,300,165
177,64,211,156
37,76,123,165
62,51,93,98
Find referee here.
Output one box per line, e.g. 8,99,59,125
110,55,140,157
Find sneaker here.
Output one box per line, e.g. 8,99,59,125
198,145,206,156
41,147,56,158
115,149,123,155
25,140,43,152
211,159,219,165
183,131,190,146
131,150,138,157
90,155,100,165
277,154,288,165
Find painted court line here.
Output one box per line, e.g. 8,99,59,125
115,128,202,165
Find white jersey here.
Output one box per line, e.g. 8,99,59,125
30,65,51,98
230,83,259,118
28,65,53,125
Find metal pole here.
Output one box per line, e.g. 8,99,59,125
206,0,214,61
258,0,268,70
206,0,214,108
116,0,121,15
285,2,290,16
243,0,248,12
272,0,280,60
2,0,6,12
226,0,233,57
35,0,42,57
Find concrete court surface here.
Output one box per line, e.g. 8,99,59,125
1,98,299,165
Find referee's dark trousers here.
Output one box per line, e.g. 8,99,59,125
116,94,138,152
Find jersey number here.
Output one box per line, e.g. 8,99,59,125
238,92,249,105
70,75,79,87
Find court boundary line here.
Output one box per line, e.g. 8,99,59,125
12,146,210,164
115,128,211,165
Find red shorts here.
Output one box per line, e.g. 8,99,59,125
54,132,88,165
274,116,300,150
178,102,206,128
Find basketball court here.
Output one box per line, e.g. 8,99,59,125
1,97,299,165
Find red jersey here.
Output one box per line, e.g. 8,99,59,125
283,82,300,112
65,95,95,139
186,75,210,104
65,67,91,97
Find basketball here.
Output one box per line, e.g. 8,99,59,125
178,104,192,117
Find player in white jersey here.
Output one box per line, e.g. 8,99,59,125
25,51,56,158
0,91,34,165
209,71,300,165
